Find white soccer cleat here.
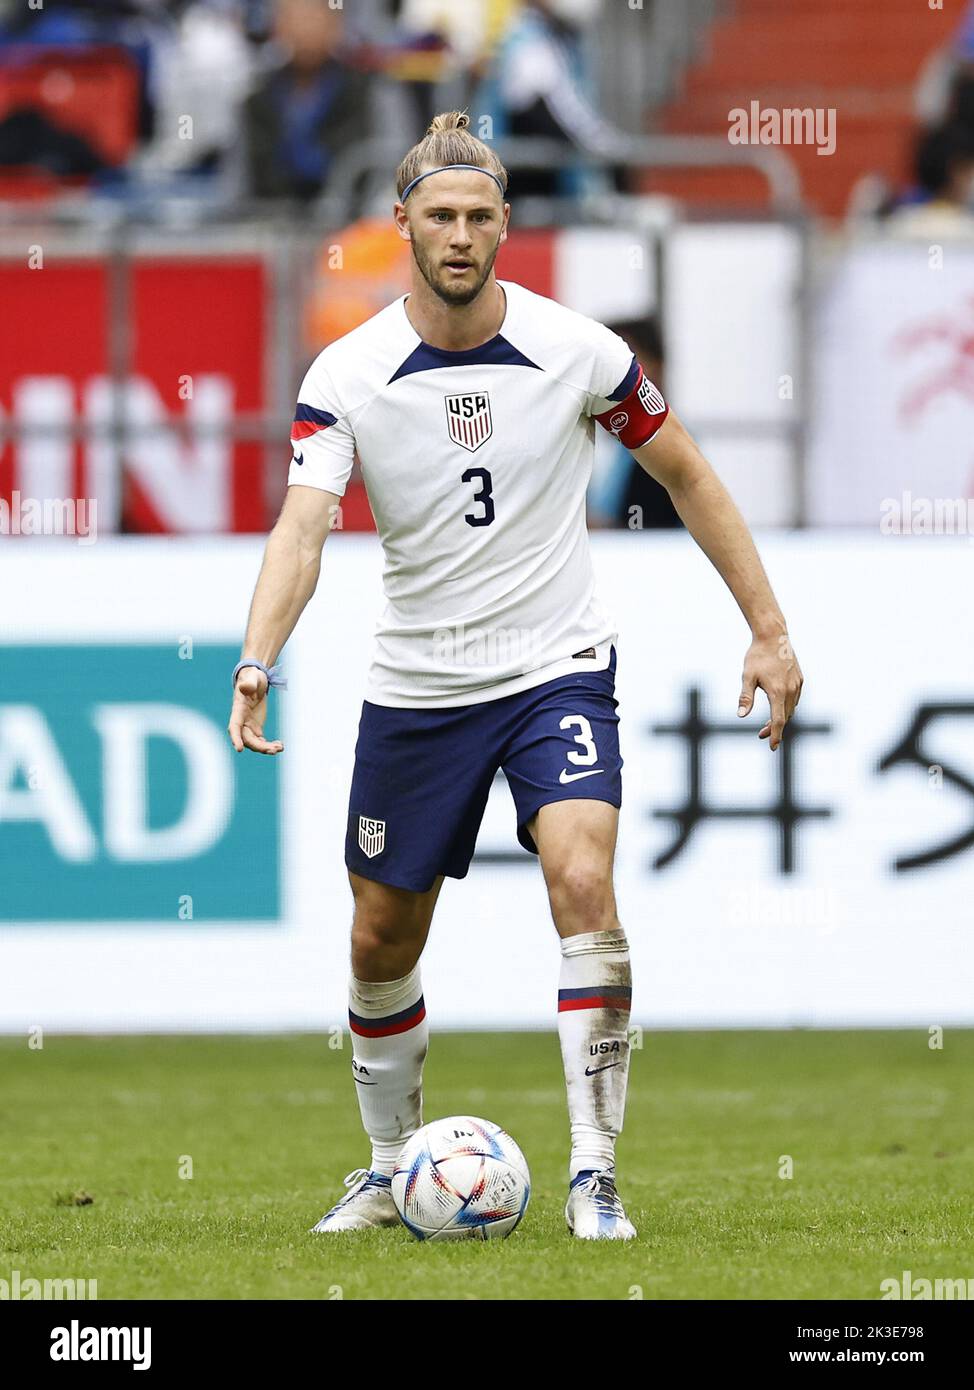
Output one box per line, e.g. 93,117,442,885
565,1170,637,1241
309,1169,400,1233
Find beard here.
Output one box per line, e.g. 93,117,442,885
411,232,503,307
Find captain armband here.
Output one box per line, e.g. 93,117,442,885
594,366,669,450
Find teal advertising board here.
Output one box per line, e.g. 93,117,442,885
0,645,280,921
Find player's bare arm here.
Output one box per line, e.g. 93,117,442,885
632,409,804,751
228,483,340,755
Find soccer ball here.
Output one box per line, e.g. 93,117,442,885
392,1115,531,1241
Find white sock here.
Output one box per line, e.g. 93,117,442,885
557,928,632,1181
348,967,428,1176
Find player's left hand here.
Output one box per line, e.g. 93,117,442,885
737,633,803,751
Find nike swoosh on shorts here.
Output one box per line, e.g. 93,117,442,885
559,768,605,784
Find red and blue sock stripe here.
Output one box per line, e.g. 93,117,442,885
349,995,426,1038
558,985,632,1014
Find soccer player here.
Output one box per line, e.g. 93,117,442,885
228,112,803,1240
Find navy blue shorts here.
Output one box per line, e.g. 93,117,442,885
345,648,623,892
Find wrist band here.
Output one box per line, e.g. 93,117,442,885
232,658,288,690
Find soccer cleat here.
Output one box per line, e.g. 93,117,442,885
565,1169,637,1241
309,1169,400,1233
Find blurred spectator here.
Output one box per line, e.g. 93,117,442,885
351,0,452,148
397,0,490,74
944,63,974,136
915,0,974,132
0,0,170,144
138,2,254,181
0,105,109,180
587,315,682,531
886,122,974,239
478,0,626,198
242,0,373,202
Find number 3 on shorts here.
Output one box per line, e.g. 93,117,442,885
559,714,598,766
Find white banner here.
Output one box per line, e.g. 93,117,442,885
809,242,974,525
0,534,971,1030
666,223,801,527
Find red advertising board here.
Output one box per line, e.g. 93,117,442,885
0,256,266,533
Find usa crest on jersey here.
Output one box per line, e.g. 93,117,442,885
358,816,386,858
445,391,492,452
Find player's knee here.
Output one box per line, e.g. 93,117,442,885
349,882,426,977
351,906,403,956
546,860,615,930
351,920,420,980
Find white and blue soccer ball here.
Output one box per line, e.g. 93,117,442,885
392,1116,530,1241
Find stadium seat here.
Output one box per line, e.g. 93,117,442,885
642,0,956,217
0,44,139,194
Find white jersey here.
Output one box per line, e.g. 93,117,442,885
288,279,666,707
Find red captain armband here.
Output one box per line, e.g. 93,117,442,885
594,364,669,449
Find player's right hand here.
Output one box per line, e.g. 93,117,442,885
227,667,284,755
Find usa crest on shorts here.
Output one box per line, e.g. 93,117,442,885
358,816,386,858
444,391,492,452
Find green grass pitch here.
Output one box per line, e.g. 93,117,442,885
2,1031,971,1300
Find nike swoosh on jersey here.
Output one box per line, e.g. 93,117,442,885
559,768,605,784
585,1062,622,1076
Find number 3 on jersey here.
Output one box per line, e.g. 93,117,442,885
461,467,495,527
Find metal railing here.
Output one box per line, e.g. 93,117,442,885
316,134,803,226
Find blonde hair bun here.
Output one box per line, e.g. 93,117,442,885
397,111,508,199
427,111,471,135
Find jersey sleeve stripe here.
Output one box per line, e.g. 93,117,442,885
606,354,640,401
291,403,338,441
